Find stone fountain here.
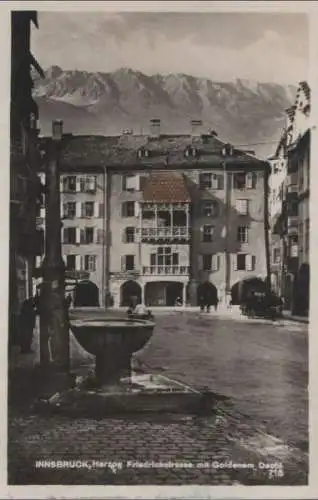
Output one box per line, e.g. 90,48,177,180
37,308,213,416
69,309,155,386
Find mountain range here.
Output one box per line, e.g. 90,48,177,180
33,66,296,159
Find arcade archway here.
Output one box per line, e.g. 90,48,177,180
231,277,266,305
197,281,218,306
74,280,100,307
120,280,142,307
145,281,183,307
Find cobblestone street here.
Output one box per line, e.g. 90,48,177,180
8,312,308,485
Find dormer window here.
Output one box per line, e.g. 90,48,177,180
221,143,234,156
184,146,198,158
137,147,149,159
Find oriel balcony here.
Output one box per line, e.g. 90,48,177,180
142,265,190,276
140,202,191,242
139,226,190,241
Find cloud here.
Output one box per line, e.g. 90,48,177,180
31,12,308,85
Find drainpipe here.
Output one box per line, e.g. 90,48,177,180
263,163,271,292
104,166,111,308
100,165,110,309
222,146,232,306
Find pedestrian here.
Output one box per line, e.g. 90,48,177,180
18,296,37,353
214,297,219,311
206,300,211,313
199,296,205,312
175,296,182,307
65,293,72,309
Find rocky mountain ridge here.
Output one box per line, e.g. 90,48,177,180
33,66,296,158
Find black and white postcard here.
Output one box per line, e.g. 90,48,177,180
2,1,317,499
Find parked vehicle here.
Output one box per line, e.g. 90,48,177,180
240,291,283,320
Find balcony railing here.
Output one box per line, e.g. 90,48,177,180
142,265,190,275
139,226,190,240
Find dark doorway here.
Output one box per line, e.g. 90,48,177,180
197,282,218,307
294,264,309,316
120,281,142,307
74,280,100,307
145,281,183,306
231,277,266,305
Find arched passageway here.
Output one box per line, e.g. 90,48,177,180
74,280,100,307
120,280,142,307
197,281,218,307
145,281,183,307
231,277,266,305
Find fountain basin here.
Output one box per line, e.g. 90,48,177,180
69,310,155,386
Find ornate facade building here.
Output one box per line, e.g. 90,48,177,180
36,120,270,308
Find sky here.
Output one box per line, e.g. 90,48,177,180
31,11,309,85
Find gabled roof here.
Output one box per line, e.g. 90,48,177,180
142,171,191,203
44,133,268,170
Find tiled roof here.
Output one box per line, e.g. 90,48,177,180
38,133,268,170
142,171,191,203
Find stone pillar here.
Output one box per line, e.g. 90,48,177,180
154,204,158,228
40,126,70,386
187,279,197,307
141,282,145,306
182,282,187,307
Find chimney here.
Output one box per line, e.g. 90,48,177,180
150,118,161,137
191,119,204,136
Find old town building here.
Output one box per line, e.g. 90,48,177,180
269,81,310,315
10,11,44,342
35,120,270,308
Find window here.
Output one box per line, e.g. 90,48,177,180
63,227,76,244
66,255,76,270
201,254,219,271
122,255,135,271
122,201,135,217
235,254,254,271
289,235,298,258
235,199,248,215
137,148,149,159
202,225,214,242
151,247,178,266
289,199,298,217
203,254,212,271
80,175,97,193
273,248,281,264
63,202,76,219
233,172,246,189
184,146,198,158
62,176,76,192
84,255,97,272
233,172,256,189
202,201,219,217
81,202,94,218
123,174,139,191
125,227,135,243
237,226,249,244
199,173,221,190
82,227,94,244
